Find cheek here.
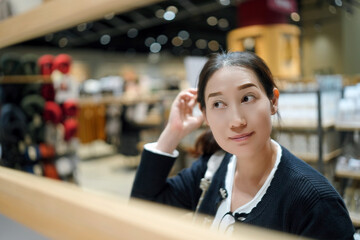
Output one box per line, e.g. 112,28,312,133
245,103,272,126
206,110,223,127
205,111,227,136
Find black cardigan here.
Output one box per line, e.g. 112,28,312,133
131,146,355,240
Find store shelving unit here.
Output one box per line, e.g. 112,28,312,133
334,122,360,179
273,89,342,174
336,122,360,132
335,121,360,226
336,169,360,180
273,120,341,164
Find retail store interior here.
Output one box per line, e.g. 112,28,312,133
1,0,360,239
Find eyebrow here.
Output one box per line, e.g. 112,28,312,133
207,83,258,99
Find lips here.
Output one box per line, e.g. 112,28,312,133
229,132,254,141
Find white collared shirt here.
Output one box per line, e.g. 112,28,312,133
211,140,282,234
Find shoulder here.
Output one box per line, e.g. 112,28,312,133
277,146,341,202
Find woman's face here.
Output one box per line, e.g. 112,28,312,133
202,66,278,158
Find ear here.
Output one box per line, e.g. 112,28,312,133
271,88,279,115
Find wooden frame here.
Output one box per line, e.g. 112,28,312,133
0,0,163,48
0,166,300,239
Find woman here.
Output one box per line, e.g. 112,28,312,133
131,51,355,239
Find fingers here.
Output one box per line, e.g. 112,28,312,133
175,89,197,111
179,89,197,101
185,94,197,115
180,89,198,105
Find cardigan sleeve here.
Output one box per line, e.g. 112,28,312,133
130,148,209,210
294,196,355,240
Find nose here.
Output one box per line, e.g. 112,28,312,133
229,106,246,129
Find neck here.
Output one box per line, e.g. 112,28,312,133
234,140,277,189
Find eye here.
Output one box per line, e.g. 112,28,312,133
213,101,226,109
242,95,255,103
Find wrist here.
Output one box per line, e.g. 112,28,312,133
156,125,183,154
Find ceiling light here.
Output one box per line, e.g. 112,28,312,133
104,12,115,20
329,5,337,14
218,18,229,29
172,36,183,47
335,0,342,7
45,34,53,42
166,6,178,14
150,42,162,53
243,37,255,50
127,28,138,38
290,12,300,22
208,40,219,51
207,16,218,26
178,30,189,40
100,35,111,45
163,11,176,21
58,37,68,48
195,39,207,49
157,35,168,45
77,23,87,32
145,37,155,47
219,0,231,6
155,9,165,18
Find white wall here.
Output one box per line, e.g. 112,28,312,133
301,4,343,77
342,8,360,75
301,3,360,77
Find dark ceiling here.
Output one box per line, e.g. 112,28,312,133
16,0,239,56
14,0,360,56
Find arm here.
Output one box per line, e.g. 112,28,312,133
130,89,205,209
130,148,209,210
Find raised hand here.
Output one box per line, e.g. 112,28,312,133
156,89,204,154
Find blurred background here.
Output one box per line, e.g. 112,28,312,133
0,0,360,233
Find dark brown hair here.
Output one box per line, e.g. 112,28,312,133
190,51,278,157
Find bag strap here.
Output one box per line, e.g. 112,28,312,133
193,150,225,221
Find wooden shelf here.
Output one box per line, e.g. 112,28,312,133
272,120,335,131
295,148,342,163
336,169,360,180
78,94,162,106
335,121,360,131
0,0,163,48
0,75,52,84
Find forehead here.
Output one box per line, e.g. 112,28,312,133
206,66,263,91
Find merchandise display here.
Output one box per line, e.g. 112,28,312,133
0,53,79,182
338,83,360,123
273,88,342,165
333,82,360,226
77,76,164,156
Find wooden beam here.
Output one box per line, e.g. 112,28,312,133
0,0,164,49
0,166,299,240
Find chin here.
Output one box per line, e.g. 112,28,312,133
223,145,253,157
